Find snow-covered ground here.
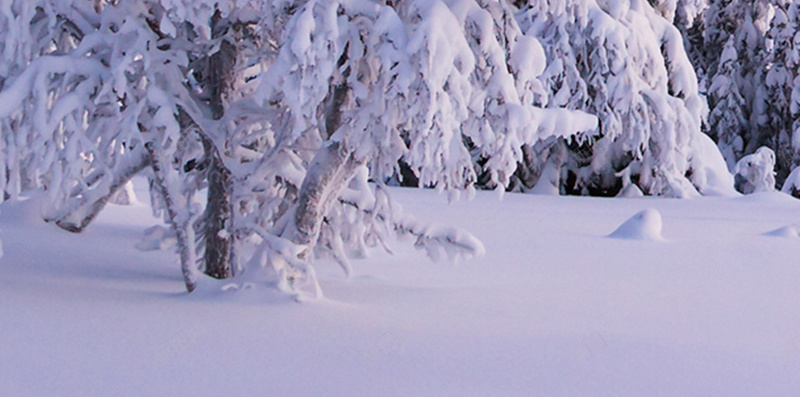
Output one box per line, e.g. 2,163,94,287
2,183,800,396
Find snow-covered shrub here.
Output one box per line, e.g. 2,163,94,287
733,146,776,193
781,166,800,198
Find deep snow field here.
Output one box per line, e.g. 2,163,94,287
2,181,800,396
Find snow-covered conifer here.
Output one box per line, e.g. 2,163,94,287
517,0,730,197
675,0,707,29
708,36,748,169
752,4,797,184
673,1,707,89
789,2,800,175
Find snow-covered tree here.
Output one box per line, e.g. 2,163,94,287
753,4,797,184
247,0,599,296
781,163,800,197
649,0,707,26
686,0,800,193
516,0,732,197
0,0,599,296
704,0,771,87
0,0,284,290
789,2,800,170
703,0,741,83
671,1,707,90
675,0,707,28
708,36,748,169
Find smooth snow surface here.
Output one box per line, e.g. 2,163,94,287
608,208,665,241
3,183,800,396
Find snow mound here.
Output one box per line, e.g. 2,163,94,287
608,208,665,241
689,133,739,197
763,225,799,238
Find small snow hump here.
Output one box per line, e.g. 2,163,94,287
608,208,665,241
763,225,799,238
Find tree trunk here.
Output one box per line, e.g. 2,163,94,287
206,39,236,120
144,141,199,293
289,67,358,252
176,108,235,279
201,139,235,278
291,141,360,250
195,35,237,278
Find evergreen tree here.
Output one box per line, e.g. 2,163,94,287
674,0,708,90
517,0,733,197
753,4,797,184
708,36,748,169
699,0,778,189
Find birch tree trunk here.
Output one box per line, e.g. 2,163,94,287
289,68,359,254
292,141,360,250
144,141,199,293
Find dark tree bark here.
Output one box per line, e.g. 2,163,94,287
206,39,237,120
202,152,235,278
201,32,237,278
180,27,238,279
176,108,235,279
202,37,237,278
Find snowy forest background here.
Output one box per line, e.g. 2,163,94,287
1,0,800,296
